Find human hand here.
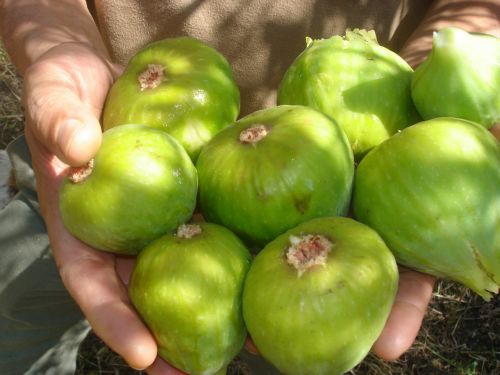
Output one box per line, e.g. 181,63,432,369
23,41,185,374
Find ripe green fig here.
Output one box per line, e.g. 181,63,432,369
129,222,252,375
196,105,354,247
278,29,420,160
411,27,500,128
353,117,500,300
242,216,398,375
59,124,198,254
102,37,240,161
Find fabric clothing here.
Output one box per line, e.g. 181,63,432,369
0,136,90,375
91,0,432,115
2,1,434,373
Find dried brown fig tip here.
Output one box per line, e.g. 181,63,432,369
239,124,269,144
68,159,94,183
286,233,333,276
138,64,165,91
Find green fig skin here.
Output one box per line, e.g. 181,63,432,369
411,27,500,129
353,117,500,300
277,29,420,161
102,37,240,162
242,216,398,375
129,222,252,375
196,105,354,248
59,124,198,254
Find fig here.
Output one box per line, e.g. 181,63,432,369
59,124,198,254
277,29,420,160
353,117,500,300
196,105,354,247
129,222,252,375
102,37,240,161
242,216,398,375
411,27,500,128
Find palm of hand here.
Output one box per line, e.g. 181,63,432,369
22,42,185,374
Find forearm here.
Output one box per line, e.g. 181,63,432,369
400,0,500,67
0,0,108,74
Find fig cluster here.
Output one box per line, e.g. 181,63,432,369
58,28,499,375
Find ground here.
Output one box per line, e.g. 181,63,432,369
1,43,499,375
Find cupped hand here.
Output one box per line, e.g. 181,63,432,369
23,41,184,374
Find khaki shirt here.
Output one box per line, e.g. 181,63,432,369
90,0,432,114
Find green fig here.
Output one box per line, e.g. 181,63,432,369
59,124,198,254
196,105,354,247
353,117,500,300
411,27,500,128
103,37,240,161
129,222,252,375
242,216,398,375
278,29,420,160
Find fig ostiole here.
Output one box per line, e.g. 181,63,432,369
242,216,399,375
353,117,500,300
129,222,252,375
59,124,198,254
278,29,420,160
196,105,354,247
102,37,240,162
411,27,500,128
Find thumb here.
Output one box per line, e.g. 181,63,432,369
24,81,103,166
22,45,115,166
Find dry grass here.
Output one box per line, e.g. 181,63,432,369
74,280,499,375
1,42,498,375
0,43,24,149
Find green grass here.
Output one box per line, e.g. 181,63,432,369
1,42,499,375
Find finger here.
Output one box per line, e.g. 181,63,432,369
48,205,158,370
372,267,435,361
147,357,187,375
52,220,158,370
63,245,158,370
22,45,114,166
23,68,103,166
